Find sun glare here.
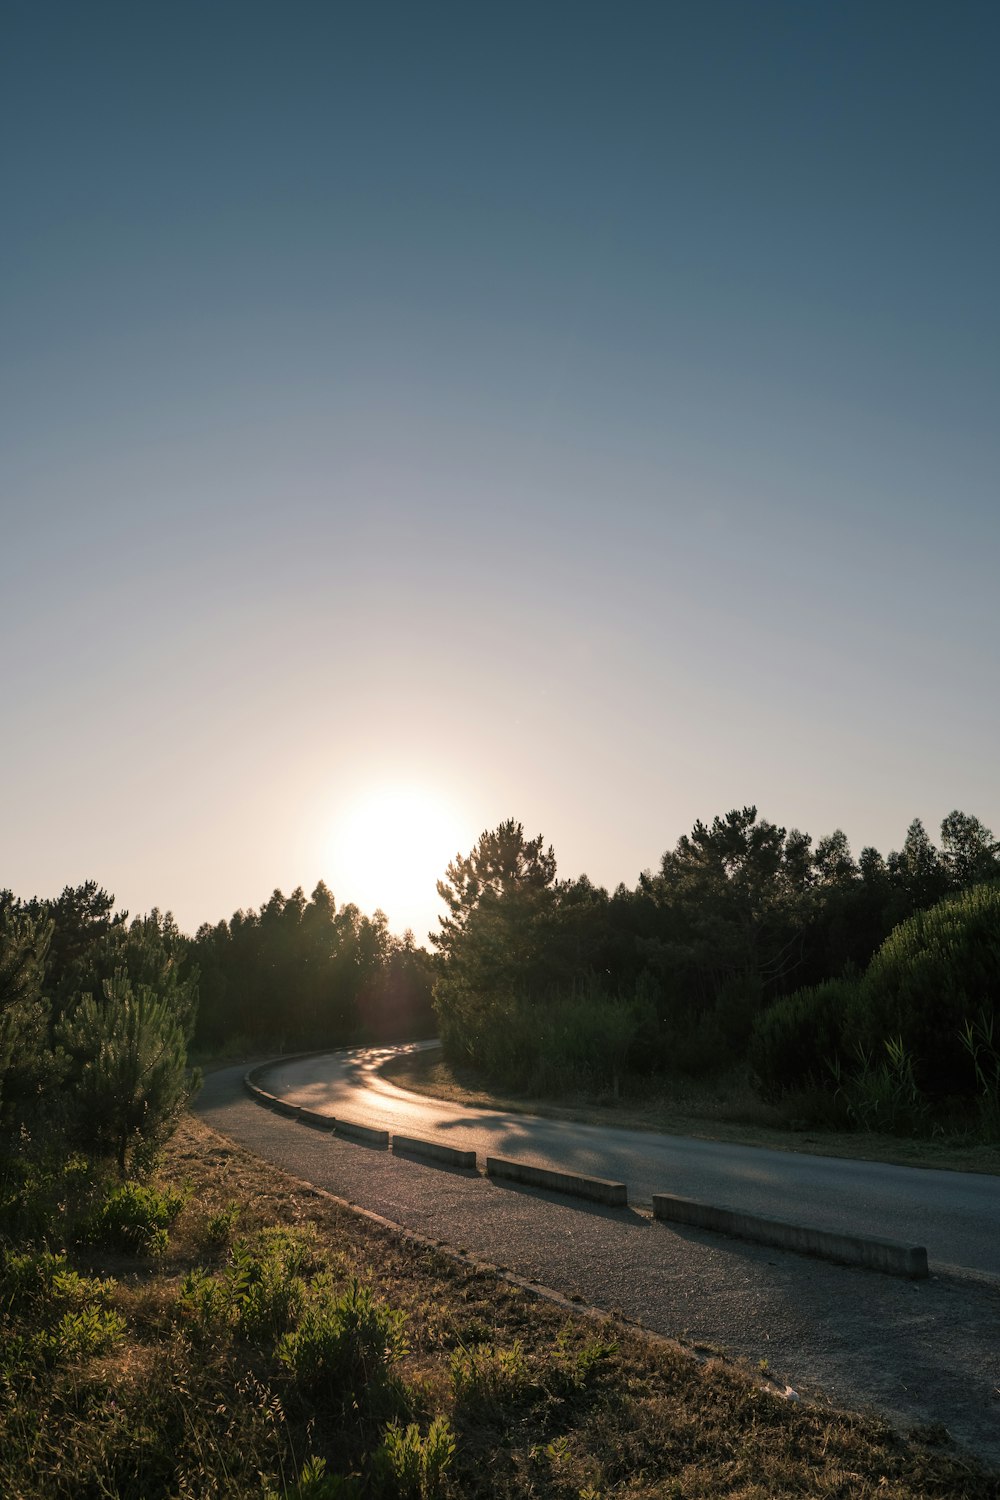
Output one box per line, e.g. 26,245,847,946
326,785,467,940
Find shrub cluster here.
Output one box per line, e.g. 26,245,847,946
751,884,1000,1132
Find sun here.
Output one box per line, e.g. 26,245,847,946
326,784,467,940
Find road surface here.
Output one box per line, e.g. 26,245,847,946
261,1043,1000,1278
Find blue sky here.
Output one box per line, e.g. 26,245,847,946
3,1,998,938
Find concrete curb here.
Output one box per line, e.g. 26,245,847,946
487,1155,628,1207
271,1098,302,1118
393,1134,477,1170
298,1108,336,1129
335,1118,390,1148
652,1192,929,1279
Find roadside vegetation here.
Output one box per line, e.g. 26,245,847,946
1,1111,995,1499
429,811,1000,1150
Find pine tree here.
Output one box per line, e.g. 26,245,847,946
59,974,193,1173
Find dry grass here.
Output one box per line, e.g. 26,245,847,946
383,1047,1000,1176
0,1112,995,1497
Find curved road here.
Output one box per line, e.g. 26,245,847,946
196,1051,1000,1464
261,1043,1000,1278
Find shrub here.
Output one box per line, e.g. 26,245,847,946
264,1456,362,1499
0,1150,100,1245
961,1009,1000,1141
839,1037,929,1135
750,978,859,1100
178,1228,318,1344
371,1415,456,1500
859,882,1000,1096
0,1248,125,1366
80,1179,187,1256
277,1279,409,1419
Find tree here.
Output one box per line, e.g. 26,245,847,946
814,830,858,886
644,807,815,1012
23,881,127,1013
59,973,193,1173
431,820,556,959
887,818,950,918
940,810,999,888
0,908,59,1128
432,821,561,1062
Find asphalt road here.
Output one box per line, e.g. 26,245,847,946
262,1043,1000,1278
195,1054,1000,1466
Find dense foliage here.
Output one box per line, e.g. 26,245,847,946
0,887,197,1175
432,809,1000,1132
752,883,1000,1110
191,881,435,1049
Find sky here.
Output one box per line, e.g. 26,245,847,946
3,1,998,942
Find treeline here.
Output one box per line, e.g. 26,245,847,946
431,810,1000,1132
0,875,434,1188
191,882,435,1049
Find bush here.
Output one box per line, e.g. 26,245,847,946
0,1249,125,1367
370,1416,456,1500
178,1227,319,1343
0,1150,100,1245
750,978,859,1100
80,1179,187,1256
439,976,657,1097
839,1037,929,1135
450,1338,534,1419
859,882,1000,1097
277,1278,409,1419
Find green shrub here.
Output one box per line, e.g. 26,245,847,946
750,978,859,1100
40,1302,127,1362
371,1415,456,1499
264,1455,362,1499
551,1324,618,1392
0,1248,125,1366
860,882,1000,1096
961,1009,1000,1140
80,1179,187,1255
0,1150,100,1245
204,1200,241,1249
441,978,657,1097
178,1228,318,1344
277,1279,409,1418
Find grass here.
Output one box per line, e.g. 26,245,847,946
0,1112,995,1497
382,1046,1000,1176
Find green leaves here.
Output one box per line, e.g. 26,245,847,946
58,973,194,1172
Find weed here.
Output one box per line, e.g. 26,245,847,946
552,1323,618,1391
371,1414,456,1499
204,1199,242,1248
277,1278,409,1419
961,1010,1000,1142
80,1179,187,1256
841,1037,929,1135
450,1338,534,1418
